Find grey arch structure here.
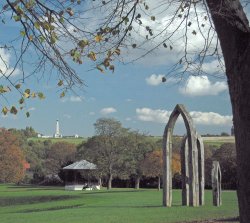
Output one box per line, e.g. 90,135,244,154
212,161,222,206
162,104,205,207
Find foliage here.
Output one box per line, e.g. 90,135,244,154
124,131,155,179
0,129,26,183
141,150,181,178
45,142,76,175
78,118,130,189
212,143,237,189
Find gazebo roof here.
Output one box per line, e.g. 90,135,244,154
63,160,97,170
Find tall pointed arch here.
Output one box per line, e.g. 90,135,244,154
163,104,202,207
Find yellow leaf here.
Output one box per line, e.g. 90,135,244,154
58,80,63,86
60,91,65,98
114,48,120,55
96,65,104,73
34,22,40,30
2,107,8,115
38,92,45,99
95,34,103,42
109,65,114,72
23,92,30,98
88,51,96,61
15,84,21,89
29,35,33,41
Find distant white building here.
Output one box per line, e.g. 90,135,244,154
74,134,79,138
54,120,62,138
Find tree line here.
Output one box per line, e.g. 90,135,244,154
0,118,236,190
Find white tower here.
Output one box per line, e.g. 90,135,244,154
54,120,62,138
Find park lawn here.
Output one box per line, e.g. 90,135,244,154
28,137,86,145
0,184,238,223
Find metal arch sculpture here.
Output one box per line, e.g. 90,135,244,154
162,104,204,207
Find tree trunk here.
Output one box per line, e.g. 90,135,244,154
98,177,102,188
107,174,112,190
135,176,140,189
206,1,250,222
158,176,161,191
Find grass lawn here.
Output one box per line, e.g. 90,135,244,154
0,184,238,223
28,137,86,145
203,136,235,148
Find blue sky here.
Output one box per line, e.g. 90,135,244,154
0,1,235,137
0,59,232,137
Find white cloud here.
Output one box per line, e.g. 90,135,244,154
63,114,71,119
89,112,95,116
190,111,232,125
100,107,117,115
146,74,164,86
136,108,171,123
0,48,20,77
179,76,227,96
69,96,83,102
126,99,133,102
61,95,84,103
136,107,232,126
202,60,225,75
28,107,36,111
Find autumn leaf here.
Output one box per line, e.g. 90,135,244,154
15,84,21,89
34,22,40,30
95,34,103,42
60,91,65,98
38,92,45,99
23,92,30,98
96,65,104,73
151,16,155,21
20,30,25,37
2,107,8,115
57,80,63,86
88,51,97,61
78,39,89,48
66,8,74,16
29,35,33,41
114,48,120,55
19,97,24,104
109,65,115,72
10,106,18,115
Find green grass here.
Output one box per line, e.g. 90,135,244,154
203,136,235,148
0,184,239,223
28,137,86,145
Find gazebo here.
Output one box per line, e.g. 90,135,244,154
63,160,97,190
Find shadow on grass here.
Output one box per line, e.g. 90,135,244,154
81,190,147,195
186,216,240,223
14,204,85,213
215,216,239,222
14,204,162,214
0,195,79,207
7,185,64,191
